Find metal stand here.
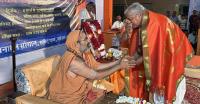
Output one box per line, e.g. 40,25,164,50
10,37,17,92
6,37,25,103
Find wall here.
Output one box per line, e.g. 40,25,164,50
151,0,189,14
113,0,189,15
0,44,66,85
0,44,66,96
95,0,104,29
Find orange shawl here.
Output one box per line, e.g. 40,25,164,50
49,30,99,104
128,11,193,103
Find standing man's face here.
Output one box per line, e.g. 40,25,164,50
87,5,96,14
116,16,122,21
127,14,142,29
193,10,197,15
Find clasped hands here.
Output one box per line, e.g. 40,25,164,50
119,55,137,69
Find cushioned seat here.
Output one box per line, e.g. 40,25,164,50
15,54,105,104
16,94,60,104
185,55,200,79
185,68,200,79
15,55,61,104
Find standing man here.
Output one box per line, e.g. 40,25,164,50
124,2,193,104
80,2,96,22
111,15,124,31
111,15,124,49
189,10,199,34
170,11,179,24
166,11,171,18
189,10,199,53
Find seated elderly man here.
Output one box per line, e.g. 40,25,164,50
48,30,135,104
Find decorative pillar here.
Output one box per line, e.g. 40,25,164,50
104,0,113,31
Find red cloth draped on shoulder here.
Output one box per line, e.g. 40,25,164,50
128,11,193,103
129,28,148,99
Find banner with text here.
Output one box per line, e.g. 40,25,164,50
0,0,81,58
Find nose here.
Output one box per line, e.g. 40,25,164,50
87,43,91,48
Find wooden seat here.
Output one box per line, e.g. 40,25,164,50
185,55,200,79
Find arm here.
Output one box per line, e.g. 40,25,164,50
95,60,120,71
96,55,135,71
69,57,136,80
136,56,143,66
120,22,125,29
94,64,122,80
111,22,117,29
69,58,121,80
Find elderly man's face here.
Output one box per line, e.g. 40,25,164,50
78,32,91,53
127,14,142,29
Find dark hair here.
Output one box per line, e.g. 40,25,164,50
53,7,62,14
87,2,95,6
193,10,197,12
86,2,95,12
53,7,70,30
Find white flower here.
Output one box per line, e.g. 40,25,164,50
115,96,151,104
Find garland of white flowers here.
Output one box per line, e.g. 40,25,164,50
116,96,151,104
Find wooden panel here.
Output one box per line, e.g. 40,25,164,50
0,81,14,97
103,31,116,50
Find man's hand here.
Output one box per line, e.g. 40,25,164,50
135,57,143,66
120,55,136,69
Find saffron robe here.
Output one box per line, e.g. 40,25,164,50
128,10,193,103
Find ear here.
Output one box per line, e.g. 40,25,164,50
76,40,80,48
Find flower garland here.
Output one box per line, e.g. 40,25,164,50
81,20,104,49
81,20,106,58
116,96,151,104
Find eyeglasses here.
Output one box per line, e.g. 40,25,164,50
126,17,132,22
126,14,139,22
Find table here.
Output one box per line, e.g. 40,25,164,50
103,30,120,50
